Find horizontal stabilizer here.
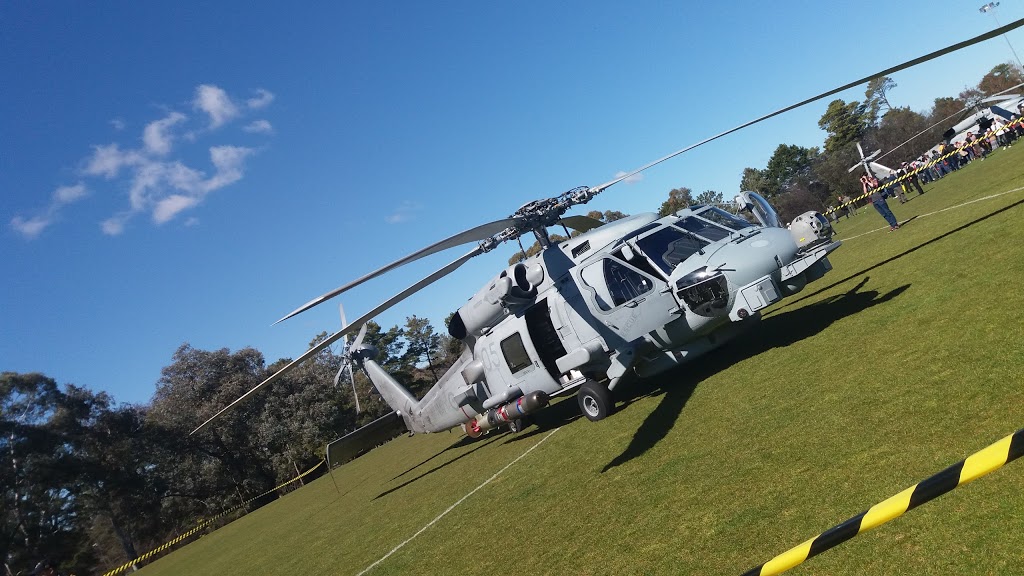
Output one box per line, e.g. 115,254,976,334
326,411,406,468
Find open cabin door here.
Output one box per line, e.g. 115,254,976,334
735,191,781,228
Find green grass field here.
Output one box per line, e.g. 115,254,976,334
139,147,1024,576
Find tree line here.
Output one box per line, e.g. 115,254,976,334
2,316,460,576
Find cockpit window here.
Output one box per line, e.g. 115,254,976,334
579,258,655,311
697,207,754,231
634,226,708,275
674,216,731,242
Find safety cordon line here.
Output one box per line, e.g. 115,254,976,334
837,184,1024,242
741,427,1024,576
99,458,326,576
827,117,1024,216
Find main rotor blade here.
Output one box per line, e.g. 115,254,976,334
588,17,1024,195
193,247,482,435
191,323,359,435
274,218,519,325
339,247,482,337
559,215,604,233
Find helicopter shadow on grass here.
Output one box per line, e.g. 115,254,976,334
370,275,912,496
373,434,503,500
388,432,490,482
599,276,910,473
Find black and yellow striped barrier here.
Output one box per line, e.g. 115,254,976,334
741,427,1024,576
827,117,1024,217
100,458,326,576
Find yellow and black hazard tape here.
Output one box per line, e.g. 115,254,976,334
100,458,326,576
741,427,1024,576
826,117,1024,216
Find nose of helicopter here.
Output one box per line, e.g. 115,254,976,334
720,226,799,286
669,226,800,318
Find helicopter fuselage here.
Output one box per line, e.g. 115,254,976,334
358,199,840,436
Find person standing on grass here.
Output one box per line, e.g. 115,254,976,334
862,174,899,231
899,162,924,197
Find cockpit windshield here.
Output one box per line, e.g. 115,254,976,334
674,216,731,242
697,207,754,231
634,226,708,275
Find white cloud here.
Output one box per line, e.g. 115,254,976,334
54,183,88,205
85,144,143,179
11,215,51,239
614,170,644,184
99,145,255,228
193,84,239,128
385,200,423,224
204,146,252,192
246,89,274,109
10,182,90,239
153,194,200,224
184,217,199,227
243,119,273,134
101,214,128,236
25,84,273,237
165,161,204,192
128,161,164,211
142,112,186,155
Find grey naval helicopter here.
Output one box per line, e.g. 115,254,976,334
185,19,1017,462
193,164,840,446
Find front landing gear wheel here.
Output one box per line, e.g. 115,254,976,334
577,379,614,422
508,418,528,434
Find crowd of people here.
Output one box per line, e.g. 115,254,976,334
829,104,1024,228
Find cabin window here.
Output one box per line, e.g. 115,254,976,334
500,333,532,374
634,226,708,275
604,259,653,308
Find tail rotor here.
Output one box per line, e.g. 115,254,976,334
333,304,368,413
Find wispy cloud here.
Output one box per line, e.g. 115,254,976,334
11,84,274,239
54,183,88,204
246,88,274,110
193,84,239,129
96,146,256,235
11,215,51,239
10,183,89,239
614,170,644,184
385,200,423,224
243,119,273,134
85,144,143,179
142,112,186,155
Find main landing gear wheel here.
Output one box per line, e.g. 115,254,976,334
577,379,614,422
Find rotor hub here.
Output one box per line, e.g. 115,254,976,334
476,185,594,253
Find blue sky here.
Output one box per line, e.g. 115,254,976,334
4,1,1024,406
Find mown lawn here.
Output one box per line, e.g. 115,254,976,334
139,146,1024,576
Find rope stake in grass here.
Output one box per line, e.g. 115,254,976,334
741,428,1024,576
